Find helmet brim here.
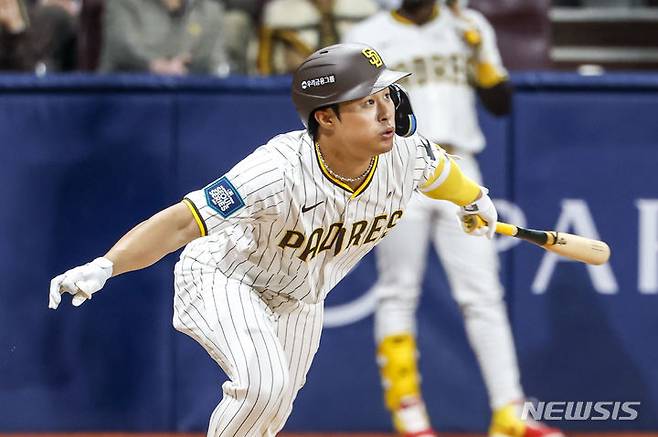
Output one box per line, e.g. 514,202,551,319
372,69,411,93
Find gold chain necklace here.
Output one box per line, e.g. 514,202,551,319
316,142,375,184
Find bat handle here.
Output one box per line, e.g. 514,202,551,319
495,222,518,237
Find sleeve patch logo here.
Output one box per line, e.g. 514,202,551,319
204,176,245,218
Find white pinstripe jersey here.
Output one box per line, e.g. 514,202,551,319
344,8,506,153
182,130,444,307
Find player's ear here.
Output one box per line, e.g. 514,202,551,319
314,108,336,130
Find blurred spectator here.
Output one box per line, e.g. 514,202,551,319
221,0,261,74
257,0,378,74
99,0,229,76
0,0,78,72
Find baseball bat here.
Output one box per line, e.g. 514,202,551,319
465,216,611,265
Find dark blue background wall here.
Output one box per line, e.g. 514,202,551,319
0,73,656,432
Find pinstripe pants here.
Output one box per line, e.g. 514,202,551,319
173,255,324,437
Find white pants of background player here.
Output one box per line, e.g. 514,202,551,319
173,254,323,437
373,153,523,410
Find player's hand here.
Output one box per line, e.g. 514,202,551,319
49,257,113,309
457,187,497,239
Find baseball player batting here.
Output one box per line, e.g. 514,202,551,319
344,1,564,437
49,43,498,437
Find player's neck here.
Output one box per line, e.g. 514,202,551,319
316,138,375,190
397,4,437,25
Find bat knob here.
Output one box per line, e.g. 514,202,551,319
461,214,486,231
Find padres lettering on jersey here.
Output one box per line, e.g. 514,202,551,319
392,54,469,88
278,210,404,261
181,130,442,305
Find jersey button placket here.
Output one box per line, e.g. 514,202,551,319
345,199,356,224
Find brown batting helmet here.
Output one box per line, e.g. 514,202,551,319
291,43,411,128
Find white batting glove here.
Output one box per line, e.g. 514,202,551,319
457,187,498,239
49,257,113,309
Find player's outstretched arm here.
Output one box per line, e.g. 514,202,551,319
418,151,497,239
49,201,201,309
105,202,201,276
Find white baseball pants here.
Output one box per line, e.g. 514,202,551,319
372,153,523,409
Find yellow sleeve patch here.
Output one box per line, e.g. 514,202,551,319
419,157,481,206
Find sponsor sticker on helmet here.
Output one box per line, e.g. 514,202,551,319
301,75,336,90
362,48,383,68
204,176,245,218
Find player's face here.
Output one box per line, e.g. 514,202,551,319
335,87,396,156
